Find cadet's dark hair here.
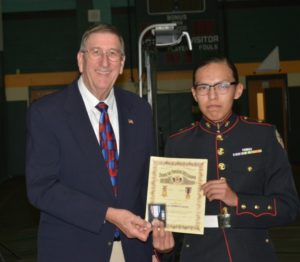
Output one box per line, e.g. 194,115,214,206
192,56,239,87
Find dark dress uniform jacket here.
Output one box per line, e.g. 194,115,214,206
26,82,155,262
164,113,300,262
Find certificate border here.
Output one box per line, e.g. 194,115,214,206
146,156,207,234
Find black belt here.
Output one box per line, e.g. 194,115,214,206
113,236,121,241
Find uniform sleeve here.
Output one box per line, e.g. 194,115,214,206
164,137,176,157
230,126,300,228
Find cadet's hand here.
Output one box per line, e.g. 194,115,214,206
106,208,152,241
201,177,238,206
152,219,175,253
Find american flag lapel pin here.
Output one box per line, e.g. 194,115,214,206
128,119,134,124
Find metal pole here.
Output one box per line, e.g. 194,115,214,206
138,23,176,98
145,51,152,106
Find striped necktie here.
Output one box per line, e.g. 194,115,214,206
96,102,119,197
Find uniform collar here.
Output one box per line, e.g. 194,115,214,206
199,112,238,134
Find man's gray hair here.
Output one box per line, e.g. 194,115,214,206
79,23,125,55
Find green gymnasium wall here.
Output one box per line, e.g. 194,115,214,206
2,2,300,75
226,4,300,62
2,1,300,176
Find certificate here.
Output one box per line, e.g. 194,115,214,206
146,156,207,234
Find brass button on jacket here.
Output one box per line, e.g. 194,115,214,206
216,134,223,141
218,163,226,170
218,148,225,156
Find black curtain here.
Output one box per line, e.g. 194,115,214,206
0,1,6,180
0,50,6,180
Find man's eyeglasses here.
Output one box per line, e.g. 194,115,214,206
193,81,237,96
81,47,124,62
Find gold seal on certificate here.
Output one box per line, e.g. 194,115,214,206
146,156,208,235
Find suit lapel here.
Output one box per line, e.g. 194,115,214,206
114,89,137,199
63,83,114,197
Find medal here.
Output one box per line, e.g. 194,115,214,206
218,207,231,228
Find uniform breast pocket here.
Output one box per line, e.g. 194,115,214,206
228,154,266,192
230,229,276,261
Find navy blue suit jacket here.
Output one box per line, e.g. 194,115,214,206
26,81,155,262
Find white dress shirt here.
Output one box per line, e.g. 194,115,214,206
78,76,120,153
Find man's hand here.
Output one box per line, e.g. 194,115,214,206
201,177,238,207
152,220,174,253
105,208,151,241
